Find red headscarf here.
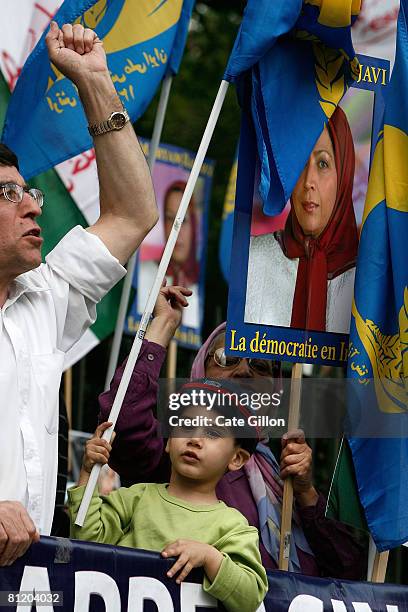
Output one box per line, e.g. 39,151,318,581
164,180,199,286
276,106,358,332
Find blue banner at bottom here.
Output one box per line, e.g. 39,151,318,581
0,537,407,611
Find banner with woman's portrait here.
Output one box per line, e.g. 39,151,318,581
125,139,214,349
226,55,391,367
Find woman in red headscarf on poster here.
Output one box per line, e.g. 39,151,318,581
137,180,200,329
244,106,359,334
163,180,200,328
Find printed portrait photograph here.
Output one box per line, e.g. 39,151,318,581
243,88,374,336
134,142,212,336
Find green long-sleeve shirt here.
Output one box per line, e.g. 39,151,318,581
69,483,267,612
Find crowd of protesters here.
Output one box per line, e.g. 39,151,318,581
0,21,366,612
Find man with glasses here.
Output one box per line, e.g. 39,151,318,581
0,21,157,566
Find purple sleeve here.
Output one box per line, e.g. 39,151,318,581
297,493,367,580
98,339,171,482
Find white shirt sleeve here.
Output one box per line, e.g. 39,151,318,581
42,225,126,352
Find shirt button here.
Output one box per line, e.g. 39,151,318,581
147,353,154,361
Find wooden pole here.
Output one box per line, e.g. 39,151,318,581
371,549,389,583
278,362,303,570
166,339,178,379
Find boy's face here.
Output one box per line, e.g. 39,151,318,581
166,406,250,485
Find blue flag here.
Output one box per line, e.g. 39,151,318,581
224,0,361,215
2,0,194,179
167,0,194,74
347,0,408,552
219,150,238,282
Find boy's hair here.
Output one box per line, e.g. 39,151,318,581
0,143,19,169
174,378,261,455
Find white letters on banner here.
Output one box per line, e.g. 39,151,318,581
180,582,217,610
128,577,174,611
15,567,401,611
332,602,374,612
289,595,401,612
17,566,54,612
74,571,121,612
288,595,324,612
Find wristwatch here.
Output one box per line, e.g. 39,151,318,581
88,108,130,137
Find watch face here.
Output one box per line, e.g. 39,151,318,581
110,112,127,129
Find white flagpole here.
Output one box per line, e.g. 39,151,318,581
75,80,230,526
104,74,174,391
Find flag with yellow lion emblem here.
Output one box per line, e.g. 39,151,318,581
345,0,408,551
224,0,361,216
2,0,194,178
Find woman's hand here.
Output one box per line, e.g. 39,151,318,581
280,429,318,507
162,539,223,583
146,282,192,348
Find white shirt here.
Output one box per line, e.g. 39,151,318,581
245,233,355,334
0,226,125,535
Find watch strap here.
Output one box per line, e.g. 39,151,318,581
88,119,112,137
88,109,130,137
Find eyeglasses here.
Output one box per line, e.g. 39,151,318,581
210,347,275,376
0,182,44,208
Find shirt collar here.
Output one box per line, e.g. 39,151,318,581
5,269,48,307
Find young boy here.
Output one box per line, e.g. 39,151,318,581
68,379,268,612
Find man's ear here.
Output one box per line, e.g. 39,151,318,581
165,439,170,454
228,447,251,472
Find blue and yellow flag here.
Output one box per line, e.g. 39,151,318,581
2,0,194,179
225,0,360,215
347,0,408,551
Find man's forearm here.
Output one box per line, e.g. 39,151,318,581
78,72,158,263
45,22,158,264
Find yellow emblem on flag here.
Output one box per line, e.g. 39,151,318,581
304,0,361,28
361,134,385,228
101,0,182,54
76,0,108,28
313,44,346,118
352,290,408,414
361,125,408,229
384,125,408,214
74,0,183,53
